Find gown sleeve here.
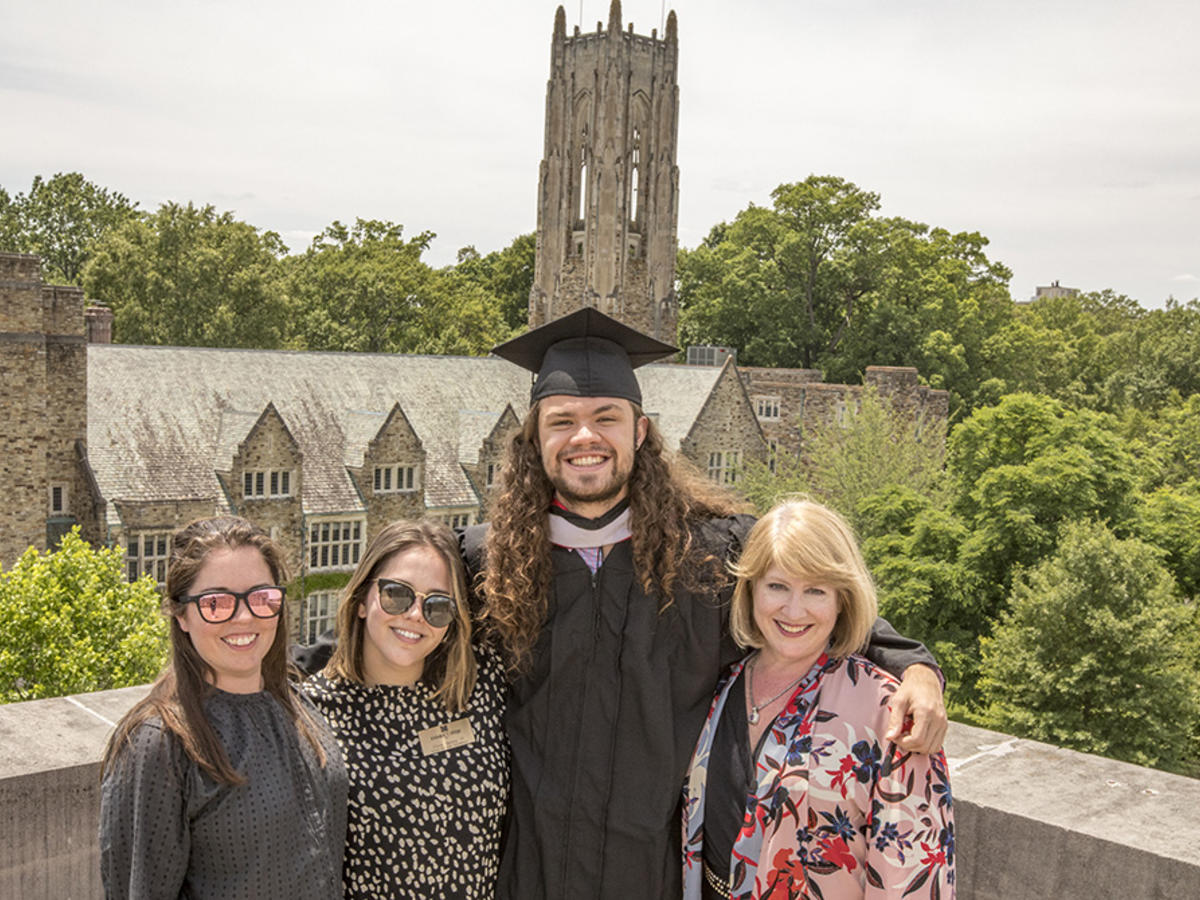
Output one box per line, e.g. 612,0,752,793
99,723,191,900
862,616,943,684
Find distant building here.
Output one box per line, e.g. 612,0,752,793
1033,280,1080,301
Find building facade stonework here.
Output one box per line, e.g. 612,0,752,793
0,251,946,643
528,2,680,341
0,253,104,566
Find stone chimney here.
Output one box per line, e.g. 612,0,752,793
84,305,113,344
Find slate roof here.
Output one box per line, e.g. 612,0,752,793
87,345,724,527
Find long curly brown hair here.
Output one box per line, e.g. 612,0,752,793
481,401,743,674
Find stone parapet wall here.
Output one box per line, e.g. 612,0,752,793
4,689,1197,899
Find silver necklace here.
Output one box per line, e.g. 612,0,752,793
746,654,807,725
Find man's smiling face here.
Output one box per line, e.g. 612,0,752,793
536,395,649,518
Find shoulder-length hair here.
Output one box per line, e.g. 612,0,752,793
729,499,877,659
102,516,327,786
323,519,475,712
481,400,741,674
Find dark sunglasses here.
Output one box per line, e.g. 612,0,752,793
374,578,456,628
181,585,285,624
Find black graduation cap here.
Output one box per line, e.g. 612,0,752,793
492,308,678,406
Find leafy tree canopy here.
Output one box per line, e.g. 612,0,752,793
289,219,515,355
453,232,536,332
678,175,1014,416
0,172,140,284
0,530,167,703
83,201,290,348
979,520,1199,773
947,393,1138,608
679,175,886,369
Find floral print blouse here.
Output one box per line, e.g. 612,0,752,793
683,653,955,899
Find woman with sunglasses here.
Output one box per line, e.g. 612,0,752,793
302,519,509,899
100,516,347,899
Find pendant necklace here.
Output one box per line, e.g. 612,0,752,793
746,653,806,725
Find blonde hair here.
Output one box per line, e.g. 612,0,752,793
324,520,475,712
729,499,877,659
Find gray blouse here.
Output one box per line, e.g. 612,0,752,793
100,688,347,900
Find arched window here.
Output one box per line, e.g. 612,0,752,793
630,127,641,226
577,142,588,225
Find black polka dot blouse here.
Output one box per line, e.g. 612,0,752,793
303,645,510,899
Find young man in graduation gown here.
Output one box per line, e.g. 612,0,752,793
462,309,948,900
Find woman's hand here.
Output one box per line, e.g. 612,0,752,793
885,664,948,753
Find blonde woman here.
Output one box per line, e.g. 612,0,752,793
302,520,509,899
682,500,955,899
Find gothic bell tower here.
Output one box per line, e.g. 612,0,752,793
528,1,680,343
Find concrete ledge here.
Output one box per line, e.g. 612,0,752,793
2,688,1198,898
946,722,1198,899
0,685,147,900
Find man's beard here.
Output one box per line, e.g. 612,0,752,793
546,458,634,514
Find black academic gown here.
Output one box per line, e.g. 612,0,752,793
461,516,938,900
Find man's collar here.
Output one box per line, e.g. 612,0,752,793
549,496,630,530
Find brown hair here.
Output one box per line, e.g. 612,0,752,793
102,516,327,785
323,520,475,712
481,400,742,674
729,499,877,659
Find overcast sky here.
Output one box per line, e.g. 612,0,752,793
3,0,1198,306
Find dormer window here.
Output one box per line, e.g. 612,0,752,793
374,464,418,494
244,469,292,498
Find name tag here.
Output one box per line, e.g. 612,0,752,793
417,718,475,756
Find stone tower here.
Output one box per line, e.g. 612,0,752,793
0,253,101,567
528,1,680,342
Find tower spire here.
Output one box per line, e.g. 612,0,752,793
528,5,681,342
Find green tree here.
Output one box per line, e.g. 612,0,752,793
856,487,982,707
289,219,513,355
1132,481,1200,599
0,530,167,703
947,393,1137,612
0,172,140,284
830,222,1014,415
979,520,1199,773
1138,394,1200,489
738,388,948,531
979,290,1145,411
83,202,290,348
453,232,536,331
679,175,885,368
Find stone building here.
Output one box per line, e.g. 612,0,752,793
740,365,950,461
1,252,776,640
528,1,680,342
0,4,949,639
0,251,946,642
